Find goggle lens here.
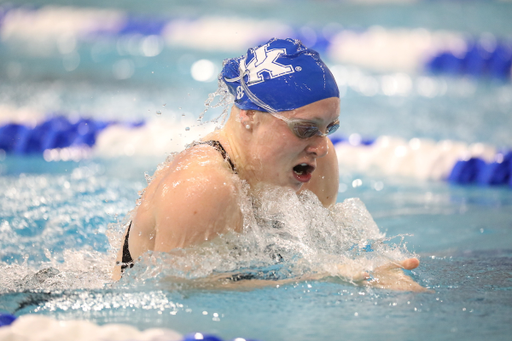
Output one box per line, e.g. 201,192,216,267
326,122,340,135
291,120,340,139
293,124,319,139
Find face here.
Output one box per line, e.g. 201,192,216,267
247,97,340,192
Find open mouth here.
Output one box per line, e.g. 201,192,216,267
293,163,314,182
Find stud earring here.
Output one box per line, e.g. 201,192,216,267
245,124,251,130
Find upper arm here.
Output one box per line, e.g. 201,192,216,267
153,172,242,252
148,150,242,252
301,138,339,207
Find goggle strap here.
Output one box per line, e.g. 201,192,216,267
239,68,278,114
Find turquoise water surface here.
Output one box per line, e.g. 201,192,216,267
1,1,512,340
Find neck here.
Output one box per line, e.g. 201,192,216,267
204,106,256,186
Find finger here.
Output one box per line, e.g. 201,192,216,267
374,260,403,272
400,258,420,270
374,257,420,272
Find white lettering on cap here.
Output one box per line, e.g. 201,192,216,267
241,42,295,86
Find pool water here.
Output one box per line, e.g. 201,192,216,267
1,1,512,340
1,157,511,340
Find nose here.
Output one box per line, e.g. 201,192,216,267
306,135,329,158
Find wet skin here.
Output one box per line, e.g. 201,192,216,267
232,97,340,193
113,98,426,292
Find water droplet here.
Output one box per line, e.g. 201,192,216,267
156,110,161,115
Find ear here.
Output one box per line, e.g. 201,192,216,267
239,109,255,124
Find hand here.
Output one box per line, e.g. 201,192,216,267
363,258,432,292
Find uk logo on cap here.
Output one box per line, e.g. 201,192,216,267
241,42,295,86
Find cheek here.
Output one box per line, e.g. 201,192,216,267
269,142,303,168
253,128,304,169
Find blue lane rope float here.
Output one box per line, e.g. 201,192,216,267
0,116,144,155
447,157,488,185
426,40,512,80
424,36,512,80
330,135,375,146
0,313,17,327
183,333,261,341
182,333,223,341
332,139,511,188
448,152,512,186
0,5,511,81
118,14,168,36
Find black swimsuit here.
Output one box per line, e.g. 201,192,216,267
119,140,236,272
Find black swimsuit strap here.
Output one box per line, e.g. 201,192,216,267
194,140,237,174
120,222,134,271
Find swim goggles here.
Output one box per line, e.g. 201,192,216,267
269,113,340,139
239,68,340,139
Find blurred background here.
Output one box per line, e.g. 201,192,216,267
0,0,511,158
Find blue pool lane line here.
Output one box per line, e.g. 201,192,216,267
447,152,512,186
0,5,511,80
425,40,512,80
183,333,260,341
0,116,144,155
333,138,512,188
0,116,511,188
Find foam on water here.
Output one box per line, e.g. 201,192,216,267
0,250,112,293
109,182,413,290
0,185,415,295
0,162,138,294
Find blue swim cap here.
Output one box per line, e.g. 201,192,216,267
220,38,339,113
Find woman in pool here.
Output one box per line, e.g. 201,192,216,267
113,38,424,291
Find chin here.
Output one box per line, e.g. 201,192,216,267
266,181,301,193
290,182,304,193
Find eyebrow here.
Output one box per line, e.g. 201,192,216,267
304,116,340,126
293,116,339,125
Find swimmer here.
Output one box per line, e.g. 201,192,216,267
112,38,425,292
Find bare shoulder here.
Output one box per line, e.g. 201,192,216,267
161,144,241,209
301,139,339,207
135,143,243,252
160,143,239,194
